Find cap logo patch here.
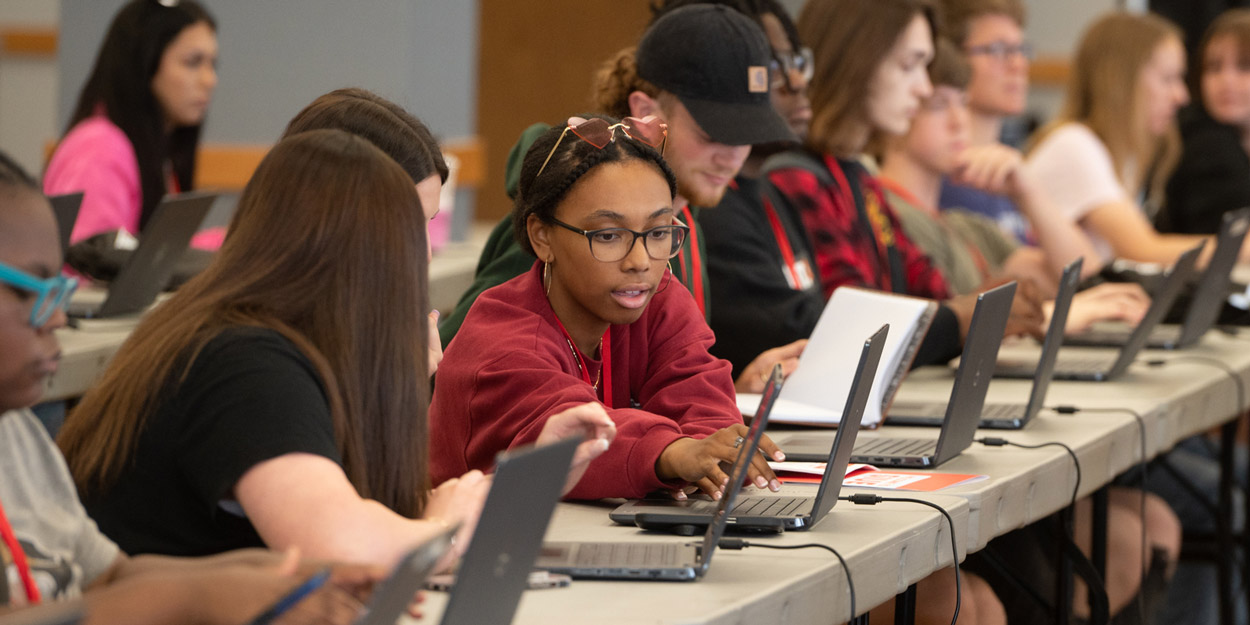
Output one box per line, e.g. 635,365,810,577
748,66,769,93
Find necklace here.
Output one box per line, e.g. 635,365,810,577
562,336,603,390
544,266,614,405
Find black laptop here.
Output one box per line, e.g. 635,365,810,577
67,191,216,318
534,366,780,581
350,525,458,625
888,258,1083,429
436,436,579,624
995,243,1203,382
1065,209,1250,350
775,283,1015,468
48,192,83,255
610,325,887,532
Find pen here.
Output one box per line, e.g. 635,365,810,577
247,567,332,625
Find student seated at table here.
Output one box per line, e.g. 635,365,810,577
44,0,223,251
765,0,1046,372
0,149,379,625
877,39,1150,329
56,130,615,566
1161,9,1250,234
437,5,805,395
430,115,783,502
1026,12,1250,268
281,87,450,374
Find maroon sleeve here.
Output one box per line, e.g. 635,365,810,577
462,344,690,500
631,281,741,441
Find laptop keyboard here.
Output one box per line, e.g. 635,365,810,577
1069,329,1129,344
1055,355,1113,374
854,437,936,457
889,402,946,417
732,496,807,517
980,404,1025,419
575,542,681,567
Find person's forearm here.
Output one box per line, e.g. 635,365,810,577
97,549,277,587
81,575,207,625
1114,232,1212,266
1014,185,1103,279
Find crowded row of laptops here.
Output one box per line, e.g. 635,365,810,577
39,191,1249,620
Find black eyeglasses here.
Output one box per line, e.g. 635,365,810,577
769,47,814,91
550,218,689,262
964,41,1034,62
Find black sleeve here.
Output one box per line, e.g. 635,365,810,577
911,304,962,369
173,328,341,507
1162,115,1250,235
700,183,827,376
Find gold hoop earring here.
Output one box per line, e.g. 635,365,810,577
543,260,552,297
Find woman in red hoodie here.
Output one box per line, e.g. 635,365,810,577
431,115,784,501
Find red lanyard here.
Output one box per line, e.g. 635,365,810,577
676,204,705,318
0,499,41,605
762,197,803,289
550,316,613,407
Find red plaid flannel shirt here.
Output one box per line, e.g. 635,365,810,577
766,154,950,301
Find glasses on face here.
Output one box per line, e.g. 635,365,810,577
549,217,689,262
0,262,77,328
769,47,814,91
922,90,971,112
536,116,669,178
964,41,1034,62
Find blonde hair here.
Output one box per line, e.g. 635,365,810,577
1031,12,1183,204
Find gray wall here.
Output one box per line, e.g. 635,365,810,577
58,1,479,144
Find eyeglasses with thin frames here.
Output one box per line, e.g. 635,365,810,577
548,217,689,262
0,262,77,328
964,41,1034,62
536,116,668,179
769,47,814,91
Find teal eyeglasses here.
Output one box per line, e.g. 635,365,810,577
0,261,77,328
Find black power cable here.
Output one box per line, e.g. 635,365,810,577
717,539,855,619
836,494,962,625
1046,405,1150,619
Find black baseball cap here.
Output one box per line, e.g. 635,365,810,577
636,4,797,146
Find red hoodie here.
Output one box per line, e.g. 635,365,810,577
430,261,741,499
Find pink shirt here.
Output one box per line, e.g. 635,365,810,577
44,115,223,250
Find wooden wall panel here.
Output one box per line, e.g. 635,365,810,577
475,1,654,221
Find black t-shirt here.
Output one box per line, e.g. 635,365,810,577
83,326,341,557
1161,106,1250,235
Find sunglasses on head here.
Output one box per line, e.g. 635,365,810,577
536,116,668,178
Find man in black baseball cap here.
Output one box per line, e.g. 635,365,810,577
594,4,795,211
636,4,797,147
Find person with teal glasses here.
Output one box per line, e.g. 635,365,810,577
0,149,386,625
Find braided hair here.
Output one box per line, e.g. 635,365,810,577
512,115,677,257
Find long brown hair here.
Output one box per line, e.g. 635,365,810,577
1030,12,1183,204
283,88,449,184
58,129,432,518
800,0,938,157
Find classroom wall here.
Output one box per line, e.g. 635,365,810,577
54,0,480,231
57,1,479,143
0,0,59,176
